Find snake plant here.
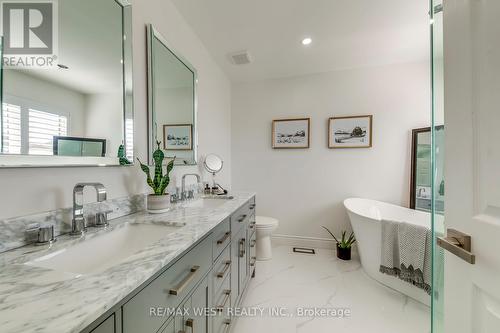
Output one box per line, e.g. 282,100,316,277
117,143,132,165
137,141,175,195
322,226,356,249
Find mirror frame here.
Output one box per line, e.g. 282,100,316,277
204,154,223,174
0,0,134,168
410,127,431,210
146,24,198,166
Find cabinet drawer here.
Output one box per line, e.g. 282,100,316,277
212,218,231,262
249,230,257,275
213,317,231,333
212,245,231,295
122,236,212,333
213,276,231,333
247,214,256,235
231,197,256,233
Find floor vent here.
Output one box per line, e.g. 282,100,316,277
293,247,316,255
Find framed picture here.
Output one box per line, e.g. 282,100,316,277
329,115,373,148
272,118,310,149
163,124,193,150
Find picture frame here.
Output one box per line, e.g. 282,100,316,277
272,118,310,149
328,115,373,149
163,124,193,150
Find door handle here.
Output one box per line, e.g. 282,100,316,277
217,231,231,245
216,260,231,279
239,239,246,257
437,228,475,264
168,266,200,295
186,318,194,333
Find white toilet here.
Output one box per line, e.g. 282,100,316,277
255,216,279,261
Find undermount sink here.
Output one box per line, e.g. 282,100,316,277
25,223,182,276
183,196,234,209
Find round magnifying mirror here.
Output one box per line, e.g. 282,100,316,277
204,154,223,174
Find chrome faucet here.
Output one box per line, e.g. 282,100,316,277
70,183,107,236
181,174,201,201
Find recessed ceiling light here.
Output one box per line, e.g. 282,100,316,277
301,37,312,46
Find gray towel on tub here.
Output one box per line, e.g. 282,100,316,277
379,219,432,295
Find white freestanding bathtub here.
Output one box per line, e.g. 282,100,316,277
344,198,431,306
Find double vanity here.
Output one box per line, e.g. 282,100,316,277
0,193,257,333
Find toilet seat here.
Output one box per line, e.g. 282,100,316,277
256,216,279,229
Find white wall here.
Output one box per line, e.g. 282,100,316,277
0,0,231,220
3,70,86,136
231,62,430,239
85,92,124,156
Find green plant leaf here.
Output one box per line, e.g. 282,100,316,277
157,157,176,195
322,226,340,244
152,142,164,189
137,158,154,190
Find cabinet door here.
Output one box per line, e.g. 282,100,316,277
191,276,209,333
230,227,242,307
238,234,248,298
177,277,210,333
160,318,175,333
91,314,115,333
175,297,192,333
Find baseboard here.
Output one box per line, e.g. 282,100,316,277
272,234,336,250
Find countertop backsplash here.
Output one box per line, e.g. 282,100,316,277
0,194,146,253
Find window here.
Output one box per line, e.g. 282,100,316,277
28,109,67,155
125,118,134,160
1,103,22,154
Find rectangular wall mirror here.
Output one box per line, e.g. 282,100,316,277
147,24,197,166
410,126,444,213
0,0,134,167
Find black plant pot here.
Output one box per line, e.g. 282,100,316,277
336,244,352,261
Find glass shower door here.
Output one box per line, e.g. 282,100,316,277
430,0,445,332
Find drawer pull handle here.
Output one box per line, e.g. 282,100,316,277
250,257,257,267
249,204,256,210
237,215,247,223
222,320,231,333
217,260,231,278
186,318,194,333
216,290,231,312
250,240,256,248
239,239,246,258
217,232,231,245
249,222,256,230
169,266,200,296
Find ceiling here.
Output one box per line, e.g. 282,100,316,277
172,0,430,83
9,0,124,95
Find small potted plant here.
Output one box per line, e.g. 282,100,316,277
322,226,356,261
137,141,175,213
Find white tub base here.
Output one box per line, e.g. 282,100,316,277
344,198,431,307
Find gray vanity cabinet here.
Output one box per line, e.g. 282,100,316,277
122,236,212,333
84,196,256,333
229,197,256,310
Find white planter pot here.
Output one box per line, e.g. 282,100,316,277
147,194,171,214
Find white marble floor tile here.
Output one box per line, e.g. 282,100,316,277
233,245,430,333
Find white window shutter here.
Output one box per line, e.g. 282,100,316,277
28,109,68,155
1,103,22,154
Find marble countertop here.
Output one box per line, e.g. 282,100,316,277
0,192,255,333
